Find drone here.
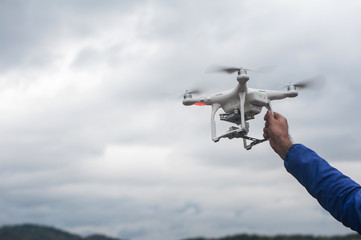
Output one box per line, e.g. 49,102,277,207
183,66,323,150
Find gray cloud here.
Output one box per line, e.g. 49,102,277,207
0,1,360,240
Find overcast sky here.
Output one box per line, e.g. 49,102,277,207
1,1,361,240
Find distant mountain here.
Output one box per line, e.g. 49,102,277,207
0,224,360,240
183,233,361,240
0,224,123,240
84,234,121,240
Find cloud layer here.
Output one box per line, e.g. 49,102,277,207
0,1,361,240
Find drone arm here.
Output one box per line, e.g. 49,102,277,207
211,104,221,142
266,90,298,100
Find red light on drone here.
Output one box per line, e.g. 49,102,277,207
194,103,207,106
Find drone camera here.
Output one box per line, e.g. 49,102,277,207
220,111,242,125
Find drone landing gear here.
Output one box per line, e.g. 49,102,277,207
215,126,268,150
211,102,271,150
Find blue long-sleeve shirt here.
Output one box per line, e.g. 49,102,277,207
284,144,361,234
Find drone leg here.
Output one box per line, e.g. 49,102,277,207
239,92,247,132
211,104,221,142
243,138,248,149
266,102,273,115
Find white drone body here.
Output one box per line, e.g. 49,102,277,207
183,68,299,150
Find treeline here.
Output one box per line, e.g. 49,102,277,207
0,224,360,240
0,224,121,240
185,233,361,240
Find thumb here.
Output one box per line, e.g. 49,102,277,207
273,111,286,121
267,110,276,123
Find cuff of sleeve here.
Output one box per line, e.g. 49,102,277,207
284,143,303,170
284,144,298,160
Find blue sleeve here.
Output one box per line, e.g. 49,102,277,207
284,144,361,234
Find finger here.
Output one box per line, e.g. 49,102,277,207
267,110,275,124
263,127,269,139
263,131,268,139
264,112,269,121
272,111,283,120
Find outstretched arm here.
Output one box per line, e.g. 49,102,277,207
285,144,361,234
263,110,361,234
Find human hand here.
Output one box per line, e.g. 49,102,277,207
263,110,293,160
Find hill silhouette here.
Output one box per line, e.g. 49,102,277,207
0,224,122,240
0,224,360,240
183,233,361,240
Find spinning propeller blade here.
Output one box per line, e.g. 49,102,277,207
205,65,241,74
186,89,201,94
250,65,276,74
206,65,275,74
285,75,326,90
182,89,202,98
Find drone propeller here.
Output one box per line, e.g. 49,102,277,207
206,65,276,74
182,89,202,99
185,89,201,95
284,75,326,90
206,65,248,74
